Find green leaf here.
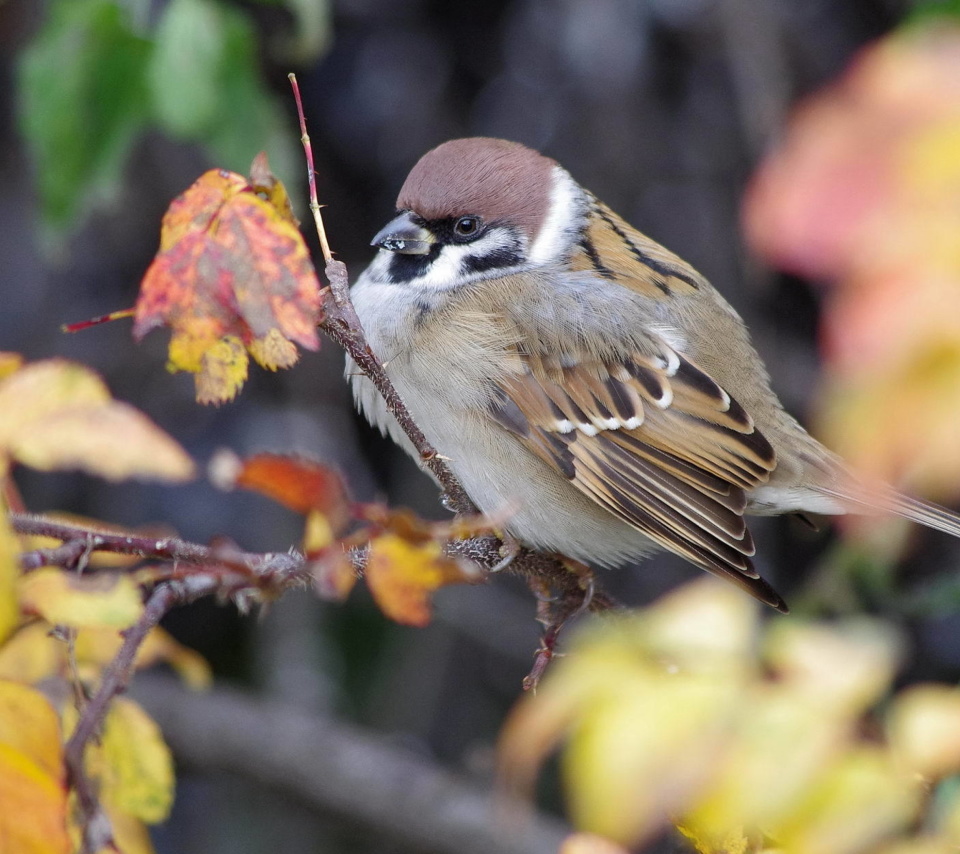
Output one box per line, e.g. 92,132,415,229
279,0,332,63
148,0,299,199
203,5,299,194
17,0,152,242
905,0,960,25
148,0,228,138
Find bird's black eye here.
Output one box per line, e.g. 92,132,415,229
452,216,483,241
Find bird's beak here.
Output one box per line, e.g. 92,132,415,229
371,211,435,255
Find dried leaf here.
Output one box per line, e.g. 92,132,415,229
133,160,321,404
194,334,248,405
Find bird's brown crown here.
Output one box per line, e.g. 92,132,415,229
396,138,555,241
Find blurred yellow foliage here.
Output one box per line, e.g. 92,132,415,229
499,579,960,853
745,25,960,498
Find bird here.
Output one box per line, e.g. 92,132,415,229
347,137,960,612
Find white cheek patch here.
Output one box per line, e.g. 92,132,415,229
384,228,526,292
528,166,585,266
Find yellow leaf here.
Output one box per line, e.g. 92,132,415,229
0,498,19,645
13,403,195,483
692,683,864,843
248,327,300,371
500,581,756,848
875,842,957,854
0,681,69,854
0,359,194,483
0,352,23,381
763,619,900,715
104,804,156,854
19,569,144,629
563,658,740,844
304,508,334,554
0,623,62,684
775,748,920,854
0,743,70,854
888,685,960,779
560,832,633,854
0,360,110,447
95,698,174,823
195,334,248,405
0,680,65,780
74,626,211,690
365,533,476,627
676,823,755,854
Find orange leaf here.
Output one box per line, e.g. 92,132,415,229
365,533,478,627
133,158,322,404
0,681,70,854
232,453,348,517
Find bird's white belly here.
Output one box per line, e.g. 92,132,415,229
349,294,653,566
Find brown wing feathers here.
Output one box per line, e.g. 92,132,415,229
488,346,787,611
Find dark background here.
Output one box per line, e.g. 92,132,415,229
3,1,958,852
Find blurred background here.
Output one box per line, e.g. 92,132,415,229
2,1,959,852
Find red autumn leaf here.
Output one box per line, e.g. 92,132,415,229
226,452,348,519
210,450,353,595
133,154,322,404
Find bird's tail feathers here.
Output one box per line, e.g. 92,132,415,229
816,483,960,539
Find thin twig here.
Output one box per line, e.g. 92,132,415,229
12,512,307,586
288,73,332,265
65,583,180,853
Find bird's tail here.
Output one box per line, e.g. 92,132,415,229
816,482,960,539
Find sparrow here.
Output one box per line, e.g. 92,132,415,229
347,137,960,612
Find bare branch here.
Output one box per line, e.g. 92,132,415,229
11,512,307,587
65,583,180,853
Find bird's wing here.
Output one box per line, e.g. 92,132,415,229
488,336,787,613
